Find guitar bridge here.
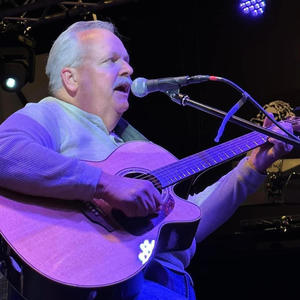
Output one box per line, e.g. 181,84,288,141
81,201,116,232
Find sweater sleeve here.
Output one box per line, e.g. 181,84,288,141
0,113,101,201
188,157,266,242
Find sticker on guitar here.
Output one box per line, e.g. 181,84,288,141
138,239,155,265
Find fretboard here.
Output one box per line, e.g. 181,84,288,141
151,131,268,188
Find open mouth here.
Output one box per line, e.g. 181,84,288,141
114,83,130,94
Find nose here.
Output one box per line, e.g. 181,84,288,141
120,60,133,76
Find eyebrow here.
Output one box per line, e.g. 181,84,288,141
98,51,130,64
117,51,130,62
124,54,130,63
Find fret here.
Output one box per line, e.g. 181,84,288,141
203,159,215,167
190,167,197,174
216,153,226,161
224,150,234,158
239,145,250,152
245,141,257,148
233,147,243,154
181,172,188,178
214,156,223,163
186,167,196,175
231,149,237,155
204,161,212,167
223,152,230,158
189,162,205,172
171,175,179,182
168,172,183,183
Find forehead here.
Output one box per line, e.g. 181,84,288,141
77,28,128,58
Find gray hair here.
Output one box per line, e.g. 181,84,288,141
45,20,116,95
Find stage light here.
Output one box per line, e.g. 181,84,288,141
239,0,266,17
0,59,28,92
0,23,35,93
5,78,16,89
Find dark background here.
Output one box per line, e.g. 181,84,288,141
1,0,300,299
1,0,300,158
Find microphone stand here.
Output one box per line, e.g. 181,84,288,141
165,89,300,147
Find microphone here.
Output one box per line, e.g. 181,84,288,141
131,75,218,98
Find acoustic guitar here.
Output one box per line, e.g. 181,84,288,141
0,120,298,291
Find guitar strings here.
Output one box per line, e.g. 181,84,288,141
131,119,299,190
133,131,265,190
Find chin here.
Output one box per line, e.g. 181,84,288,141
112,93,129,114
119,105,129,115
117,99,129,113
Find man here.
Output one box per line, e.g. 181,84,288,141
0,20,293,300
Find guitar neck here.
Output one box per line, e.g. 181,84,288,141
151,131,268,188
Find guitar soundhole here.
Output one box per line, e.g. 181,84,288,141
111,171,174,236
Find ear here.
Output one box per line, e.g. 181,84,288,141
61,67,78,95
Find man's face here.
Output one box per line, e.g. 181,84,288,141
75,28,133,122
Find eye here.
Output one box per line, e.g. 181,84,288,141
100,54,129,66
100,56,118,66
109,56,119,63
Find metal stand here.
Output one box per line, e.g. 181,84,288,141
163,78,300,147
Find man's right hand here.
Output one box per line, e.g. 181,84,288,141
94,172,162,217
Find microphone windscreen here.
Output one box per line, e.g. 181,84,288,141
131,77,148,98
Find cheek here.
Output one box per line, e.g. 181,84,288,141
95,70,115,89
80,64,119,95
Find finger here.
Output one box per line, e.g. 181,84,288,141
135,192,155,217
141,194,156,213
268,138,293,152
263,112,274,128
140,193,159,215
142,180,162,209
153,189,163,210
268,122,293,143
145,182,162,211
137,201,151,217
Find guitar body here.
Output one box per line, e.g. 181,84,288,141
0,141,201,291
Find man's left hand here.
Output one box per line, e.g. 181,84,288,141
248,114,294,173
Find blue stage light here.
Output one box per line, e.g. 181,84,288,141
239,0,266,17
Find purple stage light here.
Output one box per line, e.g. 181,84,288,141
239,0,266,17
